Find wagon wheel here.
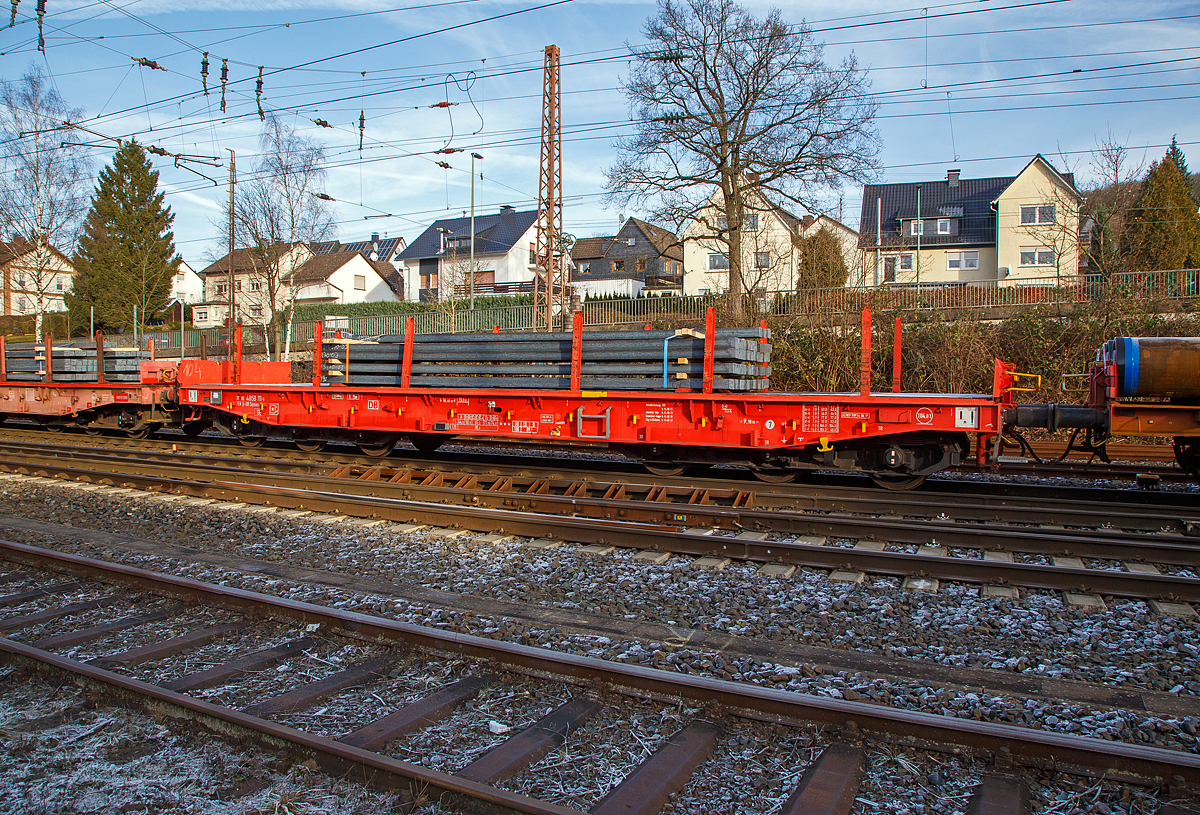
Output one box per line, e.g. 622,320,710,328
126,425,152,440
643,461,690,478
237,436,265,448
751,466,800,484
84,425,104,436
359,438,397,458
1176,437,1200,481
869,471,927,491
295,439,326,453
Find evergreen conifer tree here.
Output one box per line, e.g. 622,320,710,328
1123,149,1200,272
68,141,180,333
1167,135,1198,205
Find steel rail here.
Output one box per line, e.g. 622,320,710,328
2,459,1199,602
3,539,1200,788
2,447,1198,566
0,428,1194,514
3,437,1197,535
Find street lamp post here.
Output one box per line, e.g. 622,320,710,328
469,152,483,312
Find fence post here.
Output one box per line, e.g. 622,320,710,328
96,332,105,385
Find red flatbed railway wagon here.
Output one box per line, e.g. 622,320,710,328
0,334,182,438
177,308,1023,489
1003,336,1200,480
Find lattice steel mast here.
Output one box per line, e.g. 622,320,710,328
534,45,562,331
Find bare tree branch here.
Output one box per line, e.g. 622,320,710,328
606,0,879,316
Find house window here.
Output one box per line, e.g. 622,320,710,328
16,273,24,287
354,275,366,291
636,258,647,273
1020,205,1056,224
883,253,913,283
937,219,951,234
715,214,759,231
708,253,729,270
16,296,26,312
55,277,63,291
909,220,923,236
1019,247,1055,266
195,310,207,321
671,261,681,274
613,260,625,273
250,281,262,292
421,272,439,288
215,283,227,295
946,251,979,270
627,238,636,246
249,305,263,318
529,247,536,265
754,252,771,270
448,236,470,251
578,262,591,275
235,281,242,292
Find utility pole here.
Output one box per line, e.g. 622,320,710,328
915,185,921,293
470,152,483,312
226,149,237,329
534,44,562,331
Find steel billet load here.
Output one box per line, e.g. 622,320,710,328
3,341,150,383
322,327,772,391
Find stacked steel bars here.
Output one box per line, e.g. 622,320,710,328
321,327,772,391
2,342,149,383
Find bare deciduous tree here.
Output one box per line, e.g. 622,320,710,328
1085,130,1145,277
0,65,92,334
229,115,334,358
606,0,878,317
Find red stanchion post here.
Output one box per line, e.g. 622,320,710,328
892,316,902,394
860,305,872,396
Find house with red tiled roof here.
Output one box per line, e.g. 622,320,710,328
569,217,683,298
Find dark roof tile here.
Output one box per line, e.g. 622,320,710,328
397,208,538,261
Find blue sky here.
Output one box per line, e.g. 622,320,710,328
2,0,1198,266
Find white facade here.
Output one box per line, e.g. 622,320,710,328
681,196,799,296
169,260,204,305
2,243,75,316
574,277,644,299
292,253,400,305
399,225,539,302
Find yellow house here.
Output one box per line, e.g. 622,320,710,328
0,237,75,317
857,156,1082,287
681,191,862,295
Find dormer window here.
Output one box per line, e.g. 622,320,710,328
909,221,923,236
937,219,951,234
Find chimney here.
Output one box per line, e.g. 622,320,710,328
500,205,515,222
371,232,380,243
947,168,961,188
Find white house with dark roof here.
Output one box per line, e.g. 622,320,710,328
395,205,539,301
858,155,1082,287
191,242,402,328
285,250,402,305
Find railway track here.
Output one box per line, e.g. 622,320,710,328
4,540,1200,813
0,434,1198,612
